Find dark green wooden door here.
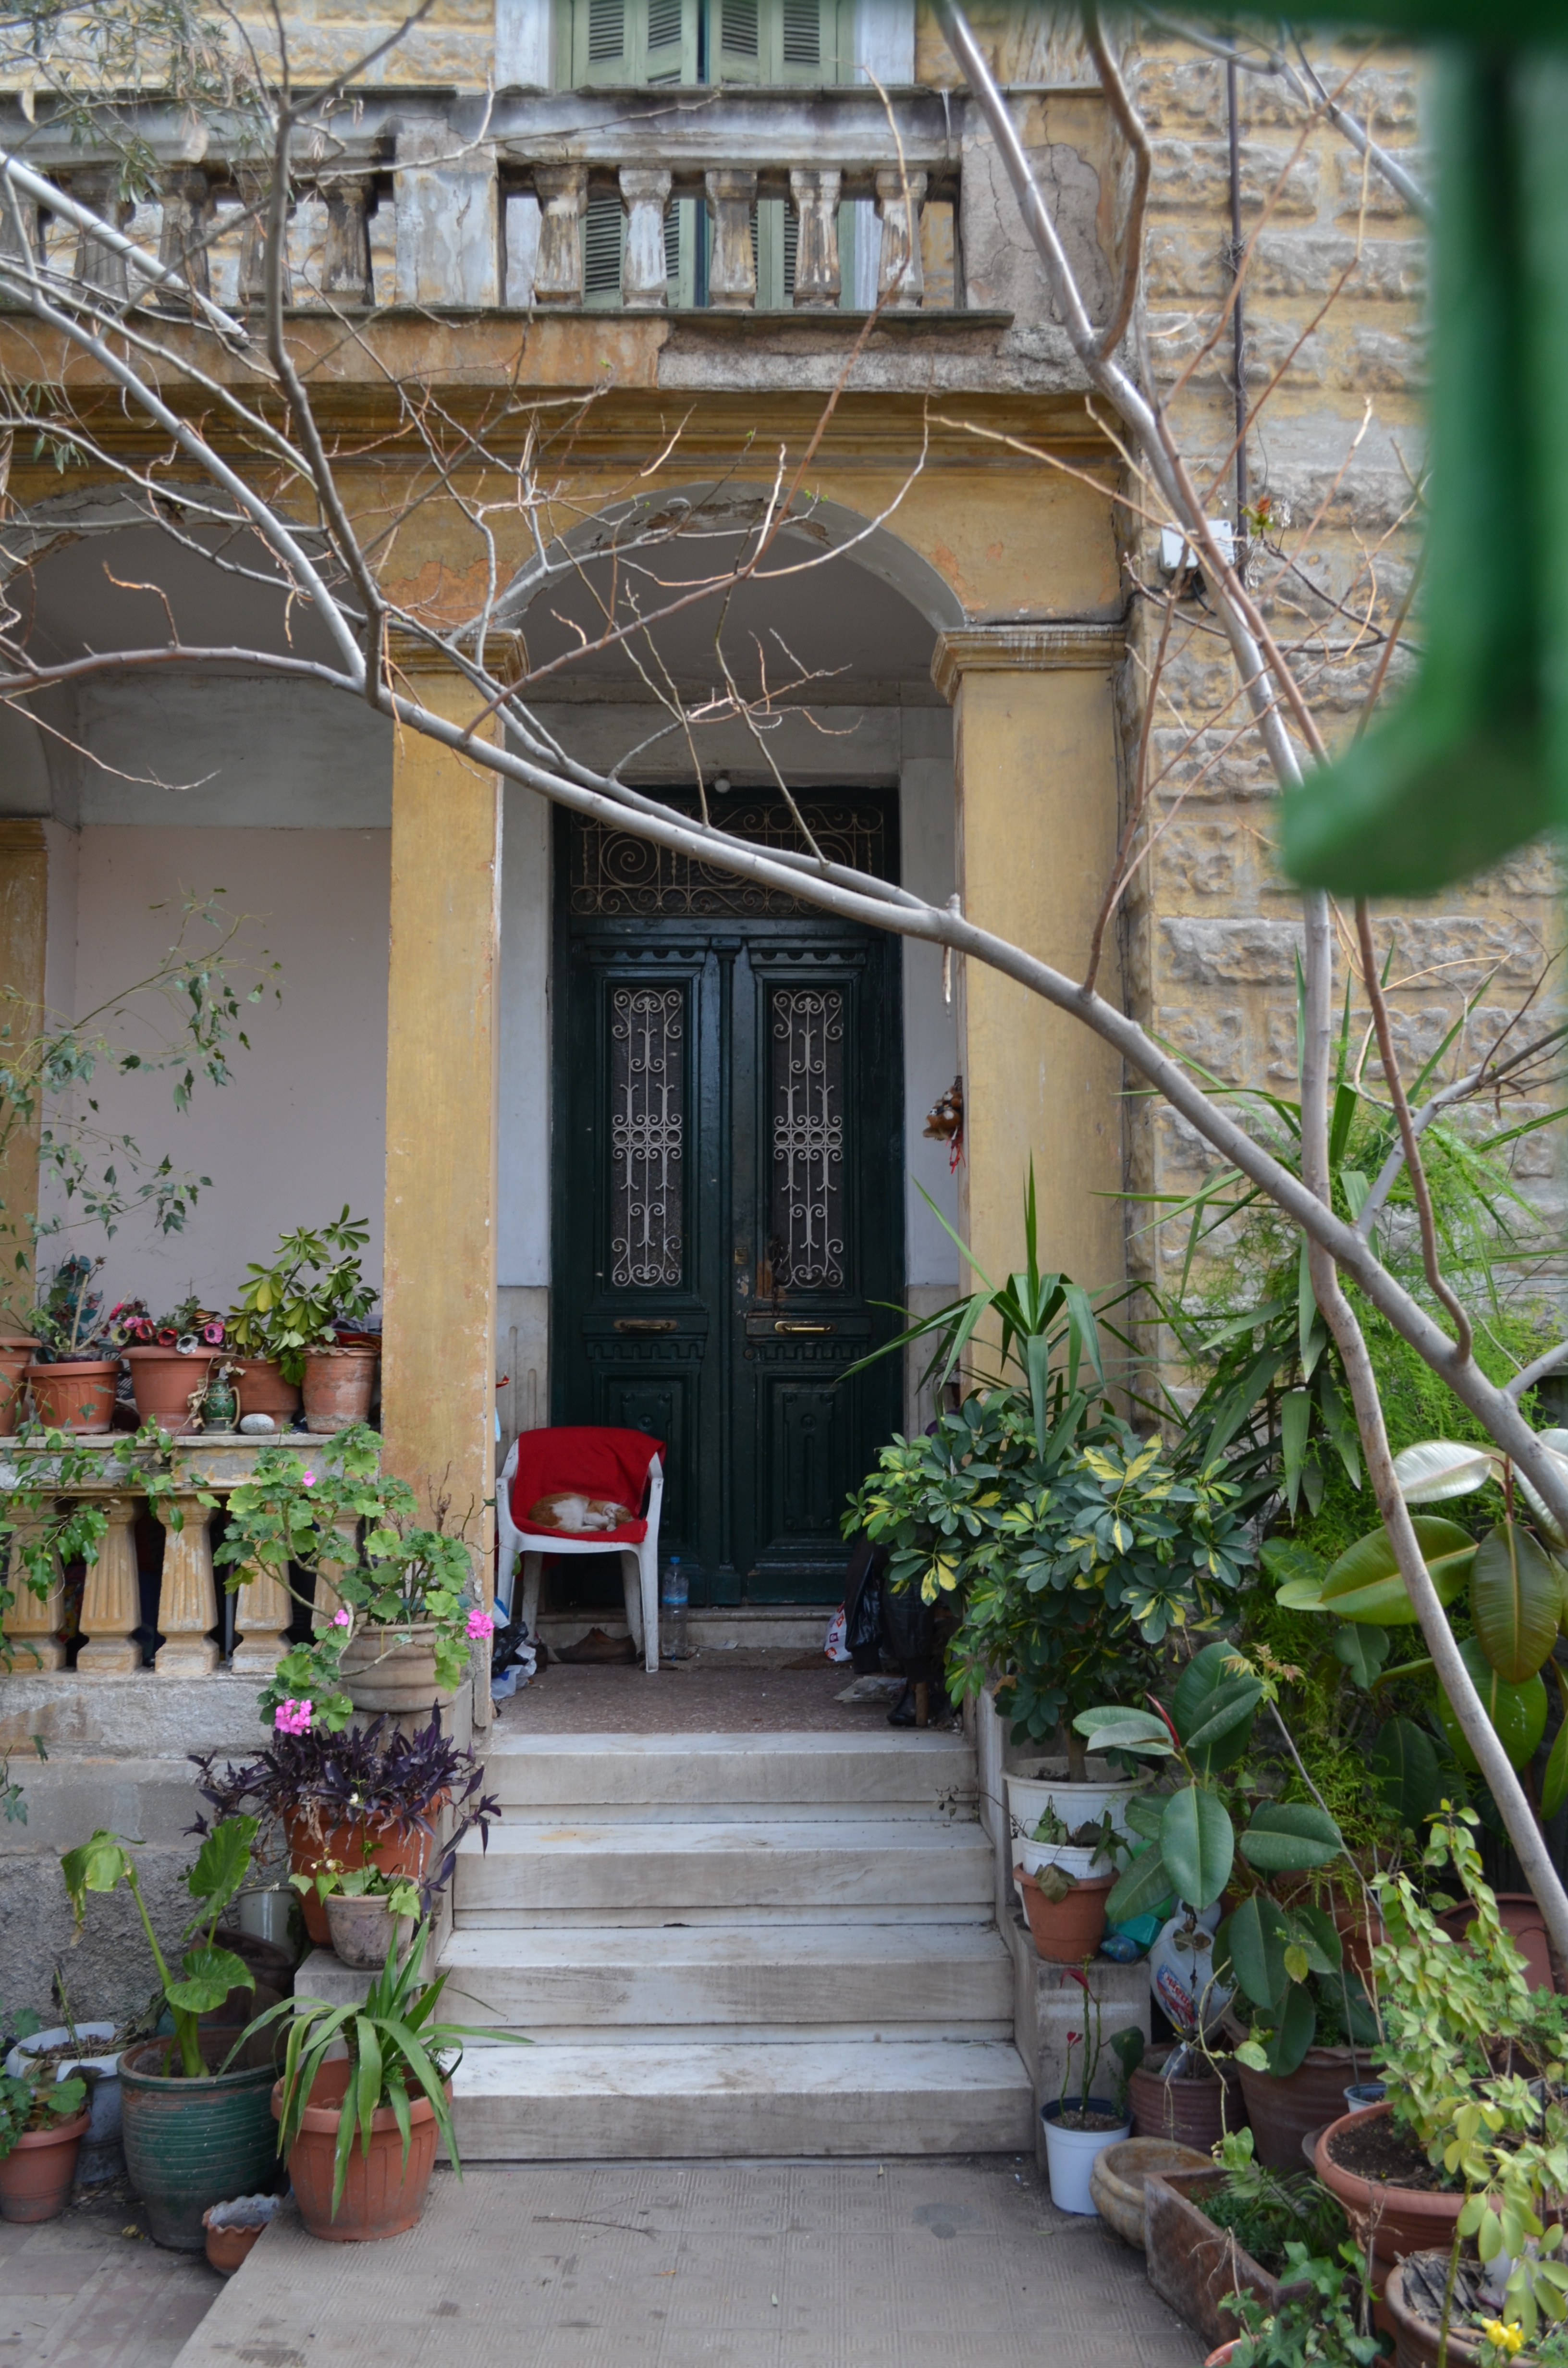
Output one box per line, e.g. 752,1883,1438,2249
551,798,904,1605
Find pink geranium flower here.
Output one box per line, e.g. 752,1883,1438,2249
466,1607,496,1641
274,1698,313,1735
332,1607,351,1628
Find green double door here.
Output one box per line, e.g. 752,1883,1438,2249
551,797,904,1605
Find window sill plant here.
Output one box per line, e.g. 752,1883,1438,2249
245,1918,526,2242
227,1211,378,1433
0,2061,89,2224
60,1816,285,2251
25,1256,121,1432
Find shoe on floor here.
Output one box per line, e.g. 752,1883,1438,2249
555,1626,637,1665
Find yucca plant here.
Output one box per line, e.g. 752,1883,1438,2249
243,1918,526,2217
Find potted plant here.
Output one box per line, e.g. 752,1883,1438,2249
227,1212,378,1435
1039,1964,1143,2213
1143,2128,1346,2349
305,1867,421,1972
211,1425,488,1724
25,1257,120,1433
0,2062,89,2222
60,1818,283,2251
5,2009,125,2183
246,1918,525,2241
1128,2039,1246,2151
1315,1811,1567,2288
1074,1646,1376,2168
116,1297,229,1429
1220,2245,1386,2368
190,1710,499,1949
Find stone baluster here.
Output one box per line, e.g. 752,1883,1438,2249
77,1495,143,1674
1,1513,65,1672
154,1492,219,1674
532,166,587,306
320,176,375,305
235,168,291,311
159,167,212,304
231,1547,292,1675
788,169,842,309
68,168,131,302
313,1513,360,1633
620,168,671,310
704,170,757,309
875,168,927,310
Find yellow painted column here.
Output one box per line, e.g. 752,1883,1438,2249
0,820,48,1327
381,656,501,1583
932,625,1127,1300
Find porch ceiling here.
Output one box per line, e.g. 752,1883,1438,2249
16,521,343,669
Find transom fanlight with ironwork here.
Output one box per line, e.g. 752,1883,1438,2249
570,801,885,917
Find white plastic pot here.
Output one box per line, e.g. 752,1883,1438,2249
1005,1757,1149,1849
5,2022,122,2183
1041,2100,1132,2214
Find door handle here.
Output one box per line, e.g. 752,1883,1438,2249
774,1321,833,1335
614,1319,677,1335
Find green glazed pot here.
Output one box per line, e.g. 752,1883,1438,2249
119,2027,283,2251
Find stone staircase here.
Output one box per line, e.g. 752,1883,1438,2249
434,1727,1033,2159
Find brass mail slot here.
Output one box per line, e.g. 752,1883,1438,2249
613,1319,677,1335
774,1321,833,1335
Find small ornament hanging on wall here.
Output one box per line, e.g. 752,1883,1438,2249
923,1076,964,1172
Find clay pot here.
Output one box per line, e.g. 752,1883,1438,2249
0,1337,35,1434
229,1357,301,1420
1237,2045,1371,2171
325,1890,408,1972
285,1810,433,1948
203,2210,268,2274
1016,1864,1115,1963
119,2029,282,2253
340,1621,453,1715
1437,1893,1554,1993
125,1345,218,1430
274,2060,444,2242
1089,2136,1212,2249
1315,2102,1464,2270
1144,2167,1314,2348
301,1344,378,1437
27,1359,118,1433
1129,2046,1248,2149
0,2107,90,2222
1384,2256,1488,2368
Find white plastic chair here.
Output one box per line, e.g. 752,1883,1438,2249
496,1433,663,1676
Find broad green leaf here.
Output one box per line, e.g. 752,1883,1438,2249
60,1830,132,1918
1281,1389,1311,1517
1470,1520,1561,1684
165,1944,252,2016
1264,1982,1317,2077
1123,1795,1167,1843
1511,1444,1568,1552
1159,1783,1234,1911
1543,1716,1568,1823
1275,1575,1338,1612
1392,1439,1499,1503
1438,1636,1549,1775
1285,1900,1344,1979
1237,1801,1344,1874
1312,1515,1476,1625
1105,1843,1177,1925
1223,1893,1289,2010
184,1817,258,1924
1334,1624,1390,1688
1071,1706,1175,1757
1370,1717,1443,1827
1172,1641,1262,1774
1259,1538,1327,1592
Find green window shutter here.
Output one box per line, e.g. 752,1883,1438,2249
666,198,696,308
713,0,763,80
583,189,625,306
572,0,697,85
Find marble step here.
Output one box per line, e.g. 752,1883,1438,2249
454,1816,994,1924
431,1922,1014,2032
448,2037,1035,2159
479,1729,978,1821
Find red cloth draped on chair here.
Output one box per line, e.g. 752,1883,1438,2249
508,1427,665,1546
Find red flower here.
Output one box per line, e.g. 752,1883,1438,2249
1066,1967,1090,1992
1065,2032,1080,2047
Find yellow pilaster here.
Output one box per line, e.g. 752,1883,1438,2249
933,625,1127,1300
0,819,47,1328
381,660,501,1579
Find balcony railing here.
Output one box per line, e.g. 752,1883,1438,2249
0,86,965,320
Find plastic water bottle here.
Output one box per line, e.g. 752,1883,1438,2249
660,1556,690,1661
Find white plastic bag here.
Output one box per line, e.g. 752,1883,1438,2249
824,1604,852,1663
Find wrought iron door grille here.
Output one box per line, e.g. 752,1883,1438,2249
770,986,845,1290
609,983,685,1286
569,801,885,915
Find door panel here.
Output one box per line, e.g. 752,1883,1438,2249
552,800,902,1604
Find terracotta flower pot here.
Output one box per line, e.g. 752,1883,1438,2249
301,1344,378,1437
1089,2135,1212,2248
1237,2045,1370,2171
325,1891,408,1972
285,1810,433,1948
1016,1864,1115,1963
1144,2167,1315,2349
0,1337,35,1435
1315,2102,1464,2271
339,1620,454,1714
229,1357,301,1421
0,2108,90,2222
27,1359,118,1433
1437,1893,1555,1993
274,2060,445,2242
1384,2256,1490,2368
125,1345,218,1430
1129,2046,1248,2149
